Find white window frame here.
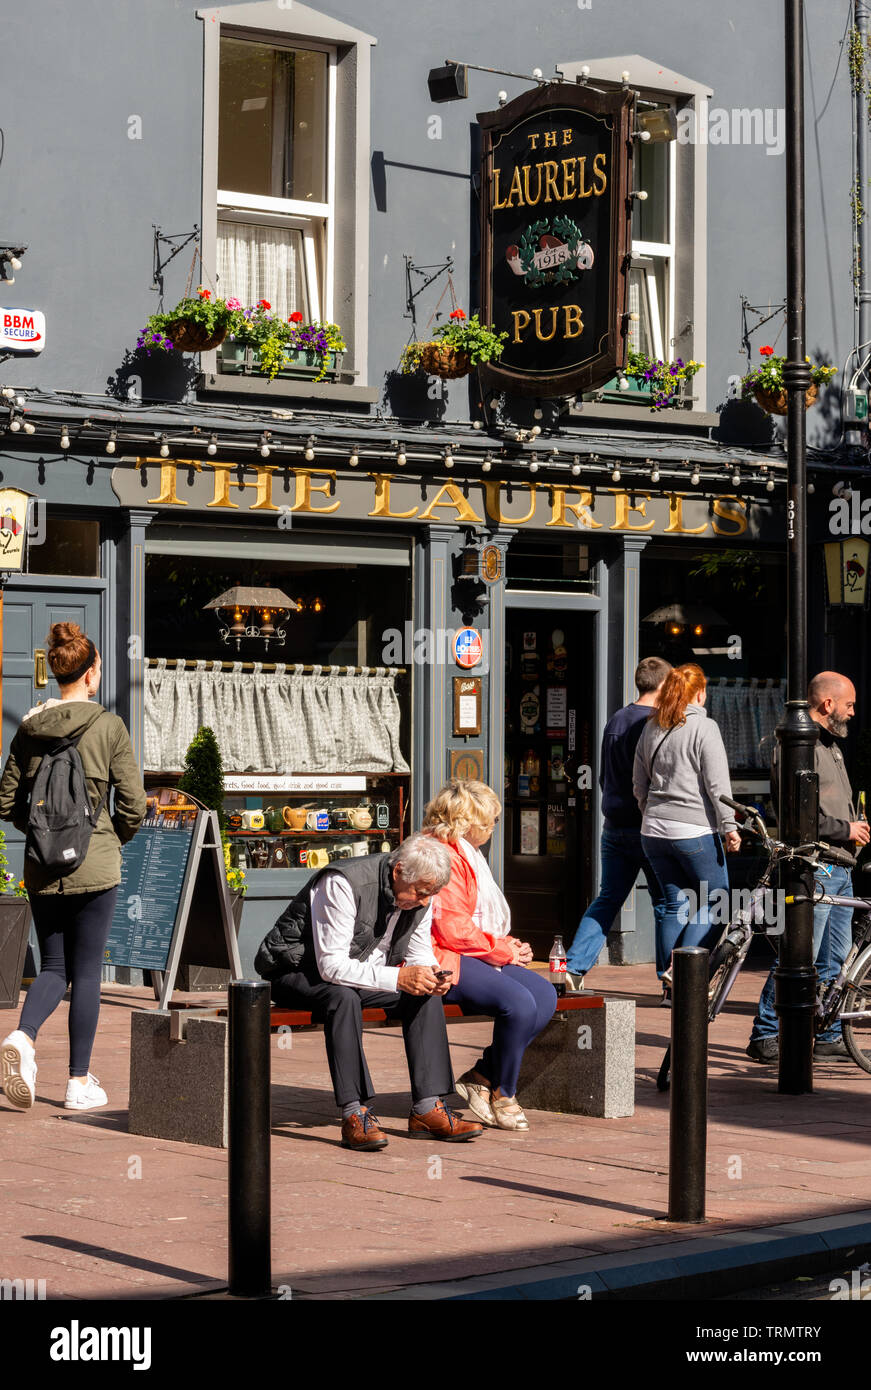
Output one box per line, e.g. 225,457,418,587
630,137,677,363
216,35,337,322
556,54,712,408
198,2,377,391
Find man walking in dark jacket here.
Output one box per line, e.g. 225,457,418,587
748,671,870,1062
566,657,671,989
255,833,483,1150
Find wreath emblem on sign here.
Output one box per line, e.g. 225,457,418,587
506,217,594,287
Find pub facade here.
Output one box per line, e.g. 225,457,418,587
0,0,861,973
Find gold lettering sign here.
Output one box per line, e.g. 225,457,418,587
292,469,340,514
546,487,603,530
483,480,538,526
368,473,419,520
418,483,484,525
609,490,656,532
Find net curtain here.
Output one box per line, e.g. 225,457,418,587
706,678,786,771
144,661,410,774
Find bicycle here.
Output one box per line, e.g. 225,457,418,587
656,795,868,1090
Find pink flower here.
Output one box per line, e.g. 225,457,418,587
226,297,242,311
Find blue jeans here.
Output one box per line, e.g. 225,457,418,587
566,826,668,977
641,831,730,964
750,864,854,1043
444,958,557,1098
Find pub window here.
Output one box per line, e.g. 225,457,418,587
627,122,675,363
216,36,335,322
25,518,101,577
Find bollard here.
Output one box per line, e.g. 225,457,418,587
228,979,272,1297
668,947,709,1223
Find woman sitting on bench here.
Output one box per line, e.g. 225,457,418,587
422,780,556,1132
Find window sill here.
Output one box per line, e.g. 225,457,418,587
566,400,720,430
197,371,380,405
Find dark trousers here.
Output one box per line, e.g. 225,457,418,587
271,970,454,1108
444,959,557,1097
18,886,119,1077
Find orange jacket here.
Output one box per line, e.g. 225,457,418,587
431,840,518,981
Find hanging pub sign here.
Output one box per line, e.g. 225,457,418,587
478,83,633,397
0,488,32,572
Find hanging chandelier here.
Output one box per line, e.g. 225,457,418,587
203,586,300,651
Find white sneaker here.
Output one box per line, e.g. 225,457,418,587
64,1073,107,1110
566,971,586,993
1,1030,37,1110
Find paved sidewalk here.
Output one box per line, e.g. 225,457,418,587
1,962,870,1300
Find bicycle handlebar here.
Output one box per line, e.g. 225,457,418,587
718,796,856,869
817,842,857,869
720,795,751,816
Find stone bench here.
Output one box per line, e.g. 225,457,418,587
128,992,635,1148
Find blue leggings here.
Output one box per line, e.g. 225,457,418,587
444,958,557,1097
18,887,119,1077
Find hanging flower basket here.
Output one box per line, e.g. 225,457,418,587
162,319,228,353
417,343,472,379
752,383,819,416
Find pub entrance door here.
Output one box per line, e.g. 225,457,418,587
502,608,596,961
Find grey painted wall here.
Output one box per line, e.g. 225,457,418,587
0,0,855,435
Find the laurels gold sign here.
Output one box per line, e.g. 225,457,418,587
114,460,761,540
478,82,633,397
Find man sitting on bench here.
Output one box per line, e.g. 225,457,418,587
255,833,484,1152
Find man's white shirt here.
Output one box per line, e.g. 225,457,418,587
310,872,439,991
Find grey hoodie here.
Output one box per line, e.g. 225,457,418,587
632,703,738,837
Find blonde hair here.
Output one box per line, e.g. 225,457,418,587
422,780,502,844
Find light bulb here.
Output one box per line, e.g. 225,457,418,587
472,420,482,430
571,458,581,475
106,432,116,454
9,417,20,432
611,467,621,483
650,468,660,484
159,434,169,458
482,457,492,472
766,477,775,492
529,459,539,473
808,481,815,494
639,129,652,143
691,469,700,485
397,451,407,467
207,435,217,455
9,257,21,271
444,451,454,470
60,429,70,450
15,395,24,407
349,451,359,467
1,387,14,398
532,67,543,79
633,190,649,201
621,70,630,83
533,408,543,420
304,447,315,462
530,424,541,437
731,470,741,487
498,90,508,105
580,65,590,79
489,396,500,409
23,421,35,434
260,443,271,458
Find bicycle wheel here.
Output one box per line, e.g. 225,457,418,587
707,940,741,1019
841,956,871,1075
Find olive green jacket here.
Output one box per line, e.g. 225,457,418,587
0,699,147,894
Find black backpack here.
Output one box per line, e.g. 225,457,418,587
25,714,109,876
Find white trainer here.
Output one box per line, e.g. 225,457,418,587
1,1030,37,1110
64,1073,107,1110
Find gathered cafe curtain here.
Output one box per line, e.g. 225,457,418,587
144,661,410,774
705,678,786,771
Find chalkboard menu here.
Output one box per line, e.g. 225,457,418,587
104,820,196,970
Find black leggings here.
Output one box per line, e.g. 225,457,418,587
18,887,119,1077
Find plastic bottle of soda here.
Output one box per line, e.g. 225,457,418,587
549,935,567,997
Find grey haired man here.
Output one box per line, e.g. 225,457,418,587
255,832,483,1150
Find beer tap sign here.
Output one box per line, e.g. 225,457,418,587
477,82,633,397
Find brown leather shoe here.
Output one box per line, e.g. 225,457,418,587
408,1100,484,1142
341,1110,388,1151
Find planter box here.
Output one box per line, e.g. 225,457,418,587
0,898,32,1009
218,342,344,382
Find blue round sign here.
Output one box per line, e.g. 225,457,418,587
453,628,483,668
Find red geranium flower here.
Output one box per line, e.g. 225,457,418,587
198,288,211,300
450,308,466,320
759,345,774,356
259,299,271,310
289,311,304,323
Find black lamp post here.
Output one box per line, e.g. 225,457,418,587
774,0,820,1094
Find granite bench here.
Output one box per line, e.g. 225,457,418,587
128,991,635,1148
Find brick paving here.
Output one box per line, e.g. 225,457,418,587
1,962,870,1300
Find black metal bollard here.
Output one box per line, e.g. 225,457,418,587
228,979,272,1297
668,948,709,1223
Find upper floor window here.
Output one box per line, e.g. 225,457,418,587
628,121,675,363
216,36,336,322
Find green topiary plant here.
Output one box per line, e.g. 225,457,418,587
176,726,247,896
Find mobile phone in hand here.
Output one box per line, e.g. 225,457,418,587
434,969,453,981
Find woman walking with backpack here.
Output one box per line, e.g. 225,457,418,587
0,623,146,1111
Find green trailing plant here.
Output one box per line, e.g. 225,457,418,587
175,726,246,895
0,826,27,898
849,25,868,97
399,309,508,374
228,304,345,380
622,349,704,411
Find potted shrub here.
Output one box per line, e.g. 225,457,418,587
138,287,238,354
220,303,346,382
622,350,705,411
400,309,508,380
0,827,30,1010
741,345,836,415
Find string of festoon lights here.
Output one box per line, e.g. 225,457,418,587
0,386,843,496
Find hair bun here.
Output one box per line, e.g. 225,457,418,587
48,621,84,648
